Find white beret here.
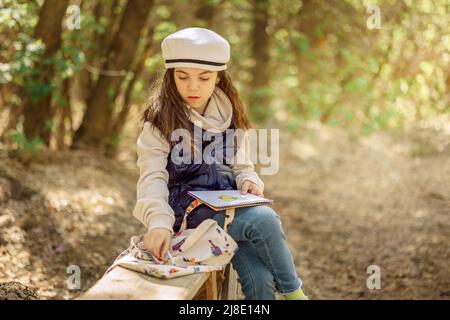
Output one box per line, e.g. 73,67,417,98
161,27,230,71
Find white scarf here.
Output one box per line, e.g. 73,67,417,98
184,86,233,133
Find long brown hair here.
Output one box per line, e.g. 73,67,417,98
141,68,252,146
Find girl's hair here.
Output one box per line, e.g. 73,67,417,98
141,68,252,146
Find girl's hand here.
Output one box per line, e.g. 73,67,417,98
143,228,172,262
240,180,264,197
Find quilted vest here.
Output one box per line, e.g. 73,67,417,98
167,122,237,232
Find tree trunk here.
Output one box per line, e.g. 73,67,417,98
293,0,320,119
0,85,22,143
72,0,154,151
248,0,271,123
105,26,156,156
77,0,122,105
97,0,121,59
54,77,71,151
194,0,221,27
21,0,70,145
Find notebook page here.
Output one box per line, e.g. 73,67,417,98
187,190,273,209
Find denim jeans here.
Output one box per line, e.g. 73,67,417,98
212,205,302,300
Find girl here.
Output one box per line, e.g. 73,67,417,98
133,27,308,300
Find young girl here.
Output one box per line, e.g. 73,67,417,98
133,27,308,300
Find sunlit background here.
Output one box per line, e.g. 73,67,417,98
0,0,448,300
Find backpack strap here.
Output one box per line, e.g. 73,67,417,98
178,198,236,234
224,208,235,233
178,198,203,233
178,219,218,252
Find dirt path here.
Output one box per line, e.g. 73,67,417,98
0,120,449,299
270,121,450,299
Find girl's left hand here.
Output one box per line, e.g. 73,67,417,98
240,180,264,197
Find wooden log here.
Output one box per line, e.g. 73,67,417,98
205,271,218,300
79,266,210,300
220,263,239,300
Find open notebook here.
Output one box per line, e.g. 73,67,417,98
187,190,273,211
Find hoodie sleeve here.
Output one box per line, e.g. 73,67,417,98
230,130,265,193
132,122,175,236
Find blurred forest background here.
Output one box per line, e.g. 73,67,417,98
0,0,449,300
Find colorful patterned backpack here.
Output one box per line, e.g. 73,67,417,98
105,199,238,279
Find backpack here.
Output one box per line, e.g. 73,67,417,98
105,199,237,279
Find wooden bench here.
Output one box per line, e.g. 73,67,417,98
79,263,239,300
79,208,239,300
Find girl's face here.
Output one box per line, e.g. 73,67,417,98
174,67,219,114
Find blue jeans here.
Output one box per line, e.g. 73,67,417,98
212,205,302,300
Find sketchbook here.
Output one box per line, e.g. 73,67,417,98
187,190,273,211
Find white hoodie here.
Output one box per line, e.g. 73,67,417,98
132,87,264,236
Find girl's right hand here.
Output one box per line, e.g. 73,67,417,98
143,228,172,262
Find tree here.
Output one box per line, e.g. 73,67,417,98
104,24,156,156
72,0,155,151
248,0,271,123
21,0,70,145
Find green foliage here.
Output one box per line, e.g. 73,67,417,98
109,134,123,148
154,21,178,42
10,131,44,154
269,0,450,135
292,31,309,55
45,119,55,133
1,0,448,150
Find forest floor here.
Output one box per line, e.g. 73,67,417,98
0,117,449,300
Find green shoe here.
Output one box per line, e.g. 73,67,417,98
283,288,309,300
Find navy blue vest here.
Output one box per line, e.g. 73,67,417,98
167,123,237,232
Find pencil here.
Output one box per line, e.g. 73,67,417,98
166,251,175,265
